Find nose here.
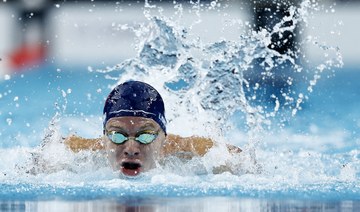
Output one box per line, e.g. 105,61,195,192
123,140,140,157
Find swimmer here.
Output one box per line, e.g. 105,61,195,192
65,81,242,176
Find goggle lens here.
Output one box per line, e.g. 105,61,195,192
109,133,128,144
136,133,157,144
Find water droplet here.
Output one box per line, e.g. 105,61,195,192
55,4,60,8
87,66,94,72
4,75,10,80
6,118,12,126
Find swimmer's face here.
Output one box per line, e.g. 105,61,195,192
104,116,166,177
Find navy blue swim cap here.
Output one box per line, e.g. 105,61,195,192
103,81,166,134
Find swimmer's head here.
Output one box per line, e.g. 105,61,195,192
102,81,167,177
103,81,166,134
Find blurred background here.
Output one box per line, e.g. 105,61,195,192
0,0,359,74
0,0,359,147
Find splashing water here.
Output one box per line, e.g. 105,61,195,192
96,0,344,171
1,0,358,203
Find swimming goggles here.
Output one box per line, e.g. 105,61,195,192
106,131,158,145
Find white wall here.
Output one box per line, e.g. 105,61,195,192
304,2,360,67
50,5,145,65
305,3,360,66
0,5,16,54
49,3,248,66
0,5,16,76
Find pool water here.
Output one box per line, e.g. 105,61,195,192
0,62,359,211
1,197,359,211
1,1,360,211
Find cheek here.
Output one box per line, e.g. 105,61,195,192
105,140,115,152
143,142,162,158
141,144,161,170
105,141,121,160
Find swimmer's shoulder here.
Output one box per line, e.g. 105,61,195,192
163,134,241,157
162,134,213,157
64,135,103,152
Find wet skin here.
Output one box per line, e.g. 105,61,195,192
104,116,166,176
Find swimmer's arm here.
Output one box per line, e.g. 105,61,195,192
64,135,103,152
163,134,242,174
163,134,242,157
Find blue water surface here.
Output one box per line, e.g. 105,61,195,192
0,64,110,147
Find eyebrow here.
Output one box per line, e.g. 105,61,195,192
138,122,157,131
106,126,128,134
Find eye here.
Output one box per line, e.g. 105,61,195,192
136,133,157,144
109,132,128,144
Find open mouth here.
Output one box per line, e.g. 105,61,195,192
121,161,142,176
